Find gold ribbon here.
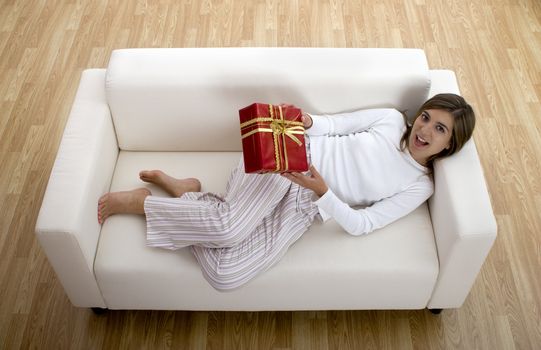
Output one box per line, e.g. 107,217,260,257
240,104,305,172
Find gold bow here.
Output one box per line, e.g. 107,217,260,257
240,104,305,171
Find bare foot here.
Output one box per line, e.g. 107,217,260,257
97,188,151,224
139,170,201,197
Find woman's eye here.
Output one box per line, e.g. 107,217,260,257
436,126,445,133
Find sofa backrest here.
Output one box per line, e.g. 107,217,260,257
105,48,430,151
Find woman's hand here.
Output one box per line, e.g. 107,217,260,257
279,103,313,129
281,165,328,197
301,113,313,129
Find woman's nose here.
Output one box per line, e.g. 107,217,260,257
420,123,431,134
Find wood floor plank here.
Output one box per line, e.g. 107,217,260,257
1,0,541,349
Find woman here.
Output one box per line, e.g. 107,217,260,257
97,93,475,291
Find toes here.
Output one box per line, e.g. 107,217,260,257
98,193,110,224
98,193,109,205
98,213,108,225
98,203,112,224
98,205,105,224
140,170,158,182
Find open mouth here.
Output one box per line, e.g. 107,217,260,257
414,134,429,148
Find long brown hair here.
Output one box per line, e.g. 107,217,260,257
400,93,476,167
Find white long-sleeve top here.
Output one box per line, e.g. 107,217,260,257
306,108,434,236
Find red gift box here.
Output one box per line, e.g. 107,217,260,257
239,103,308,173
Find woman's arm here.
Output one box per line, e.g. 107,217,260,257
282,165,433,236
306,108,401,137
315,180,433,236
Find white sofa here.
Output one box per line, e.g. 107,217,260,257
35,48,497,312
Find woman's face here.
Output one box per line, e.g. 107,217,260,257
408,109,455,165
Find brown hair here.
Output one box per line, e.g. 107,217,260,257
400,93,476,167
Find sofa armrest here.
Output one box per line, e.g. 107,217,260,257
427,139,497,309
36,69,118,307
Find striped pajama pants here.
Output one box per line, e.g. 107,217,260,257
143,158,319,291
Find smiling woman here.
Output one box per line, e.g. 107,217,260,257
96,91,478,292
401,93,476,167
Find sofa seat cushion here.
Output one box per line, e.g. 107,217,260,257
94,151,439,310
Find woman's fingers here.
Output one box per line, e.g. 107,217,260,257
281,172,305,185
301,114,313,129
279,103,295,109
283,172,301,180
282,166,327,197
309,164,321,178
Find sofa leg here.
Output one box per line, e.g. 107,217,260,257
91,307,108,315
428,308,443,315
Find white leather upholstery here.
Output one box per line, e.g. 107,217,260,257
105,48,430,151
426,70,498,308
94,151,438,310
35,69,117,307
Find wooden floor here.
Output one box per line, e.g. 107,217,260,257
1,0,541,349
